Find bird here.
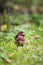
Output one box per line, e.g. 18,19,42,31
15,31,26,46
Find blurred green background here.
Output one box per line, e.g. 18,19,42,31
0,0,43,29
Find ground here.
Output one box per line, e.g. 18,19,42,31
0,23,43,65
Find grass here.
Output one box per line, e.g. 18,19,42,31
0,23,43,65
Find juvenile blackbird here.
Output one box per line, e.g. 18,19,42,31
15,31,26,46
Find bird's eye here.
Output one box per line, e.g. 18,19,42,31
21,34,25,36
22,35,25,36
